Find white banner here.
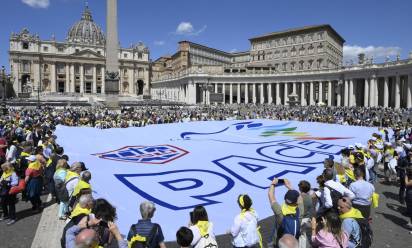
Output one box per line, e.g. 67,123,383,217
55,120,377,240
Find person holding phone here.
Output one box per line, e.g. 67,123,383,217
268,178,303,245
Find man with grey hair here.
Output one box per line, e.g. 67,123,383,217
127,201,166,248
278,234,299,248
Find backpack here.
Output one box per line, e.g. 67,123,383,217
277,208,300,239
55,176,78,203
129,224,159,248
325,186,343,210
355,218,373,248
195,233,218,248
60,213,88,248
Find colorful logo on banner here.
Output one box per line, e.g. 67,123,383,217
92,145,189,164
181,121,352,141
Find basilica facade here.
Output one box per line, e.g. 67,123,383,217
9,5,150,98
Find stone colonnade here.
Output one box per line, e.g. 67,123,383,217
152,73,412,108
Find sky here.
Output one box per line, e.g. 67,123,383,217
1,0,411,72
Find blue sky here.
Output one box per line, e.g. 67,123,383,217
1,0,411,71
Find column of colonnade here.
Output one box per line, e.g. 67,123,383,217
46,63,106,94
188,72,411,109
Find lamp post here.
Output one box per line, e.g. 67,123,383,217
1,66,6,102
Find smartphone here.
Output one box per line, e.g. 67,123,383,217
277,179,285,184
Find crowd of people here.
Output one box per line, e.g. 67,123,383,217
0,104,411,248
1,104,411,129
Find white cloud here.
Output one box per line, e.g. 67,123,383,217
230,49,238,53
154,41,165,46
174,22,207,36
22,0,50,8
343,45,401,61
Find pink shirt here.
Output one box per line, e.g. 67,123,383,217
312,229,349,248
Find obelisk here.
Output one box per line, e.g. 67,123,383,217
105,0,119,101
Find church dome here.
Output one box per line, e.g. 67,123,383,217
67,6,105,45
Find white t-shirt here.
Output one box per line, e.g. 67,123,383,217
231,211,260,247
190,222,215,248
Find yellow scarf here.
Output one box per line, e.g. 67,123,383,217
281,204,297,215
21,152,31,157
339,207,363,220
70,203,91,218
195,220,210,237
345,168,355,181
1,169,13,180
73,180,91,197
337,174,347,183
28,161,41,170
65,170,79,181
46,158,53,167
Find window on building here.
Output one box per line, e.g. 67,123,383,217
75,49,80,53
43,46,48,52
22,42,29,50
308,60,313,69
299,61,304,70
97,51,101,55
138,52,142,59
43,64,48,72
317,44,324,53
317,59,323,69
308,45,314,55
123,69,128,75
58,47,64,52
282,50,287,58
291,62,296,71
291,47,297,57
282,62,287,71
299,47,305,56
124,53,128,58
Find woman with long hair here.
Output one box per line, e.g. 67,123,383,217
53,159,69,219
311,210,349,248
230,194,261,248
189,205,216,248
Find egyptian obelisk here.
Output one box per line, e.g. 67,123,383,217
105,0,119,104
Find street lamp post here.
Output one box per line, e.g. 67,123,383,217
1,66,6,102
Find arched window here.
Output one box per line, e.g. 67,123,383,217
299,61,304,70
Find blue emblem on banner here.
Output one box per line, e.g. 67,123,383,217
92,145,189,164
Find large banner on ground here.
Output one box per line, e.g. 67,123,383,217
55,120,377,240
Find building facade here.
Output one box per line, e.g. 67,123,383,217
9,5,150,98
151,25,412,109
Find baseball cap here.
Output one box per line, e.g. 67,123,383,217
284,190,300,205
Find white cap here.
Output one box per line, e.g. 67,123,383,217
375,144,384,150
371,137,377,141
355,143,364,149
400,137,406,142
27,155,36,161
404,143,412,150
348,145,355,150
